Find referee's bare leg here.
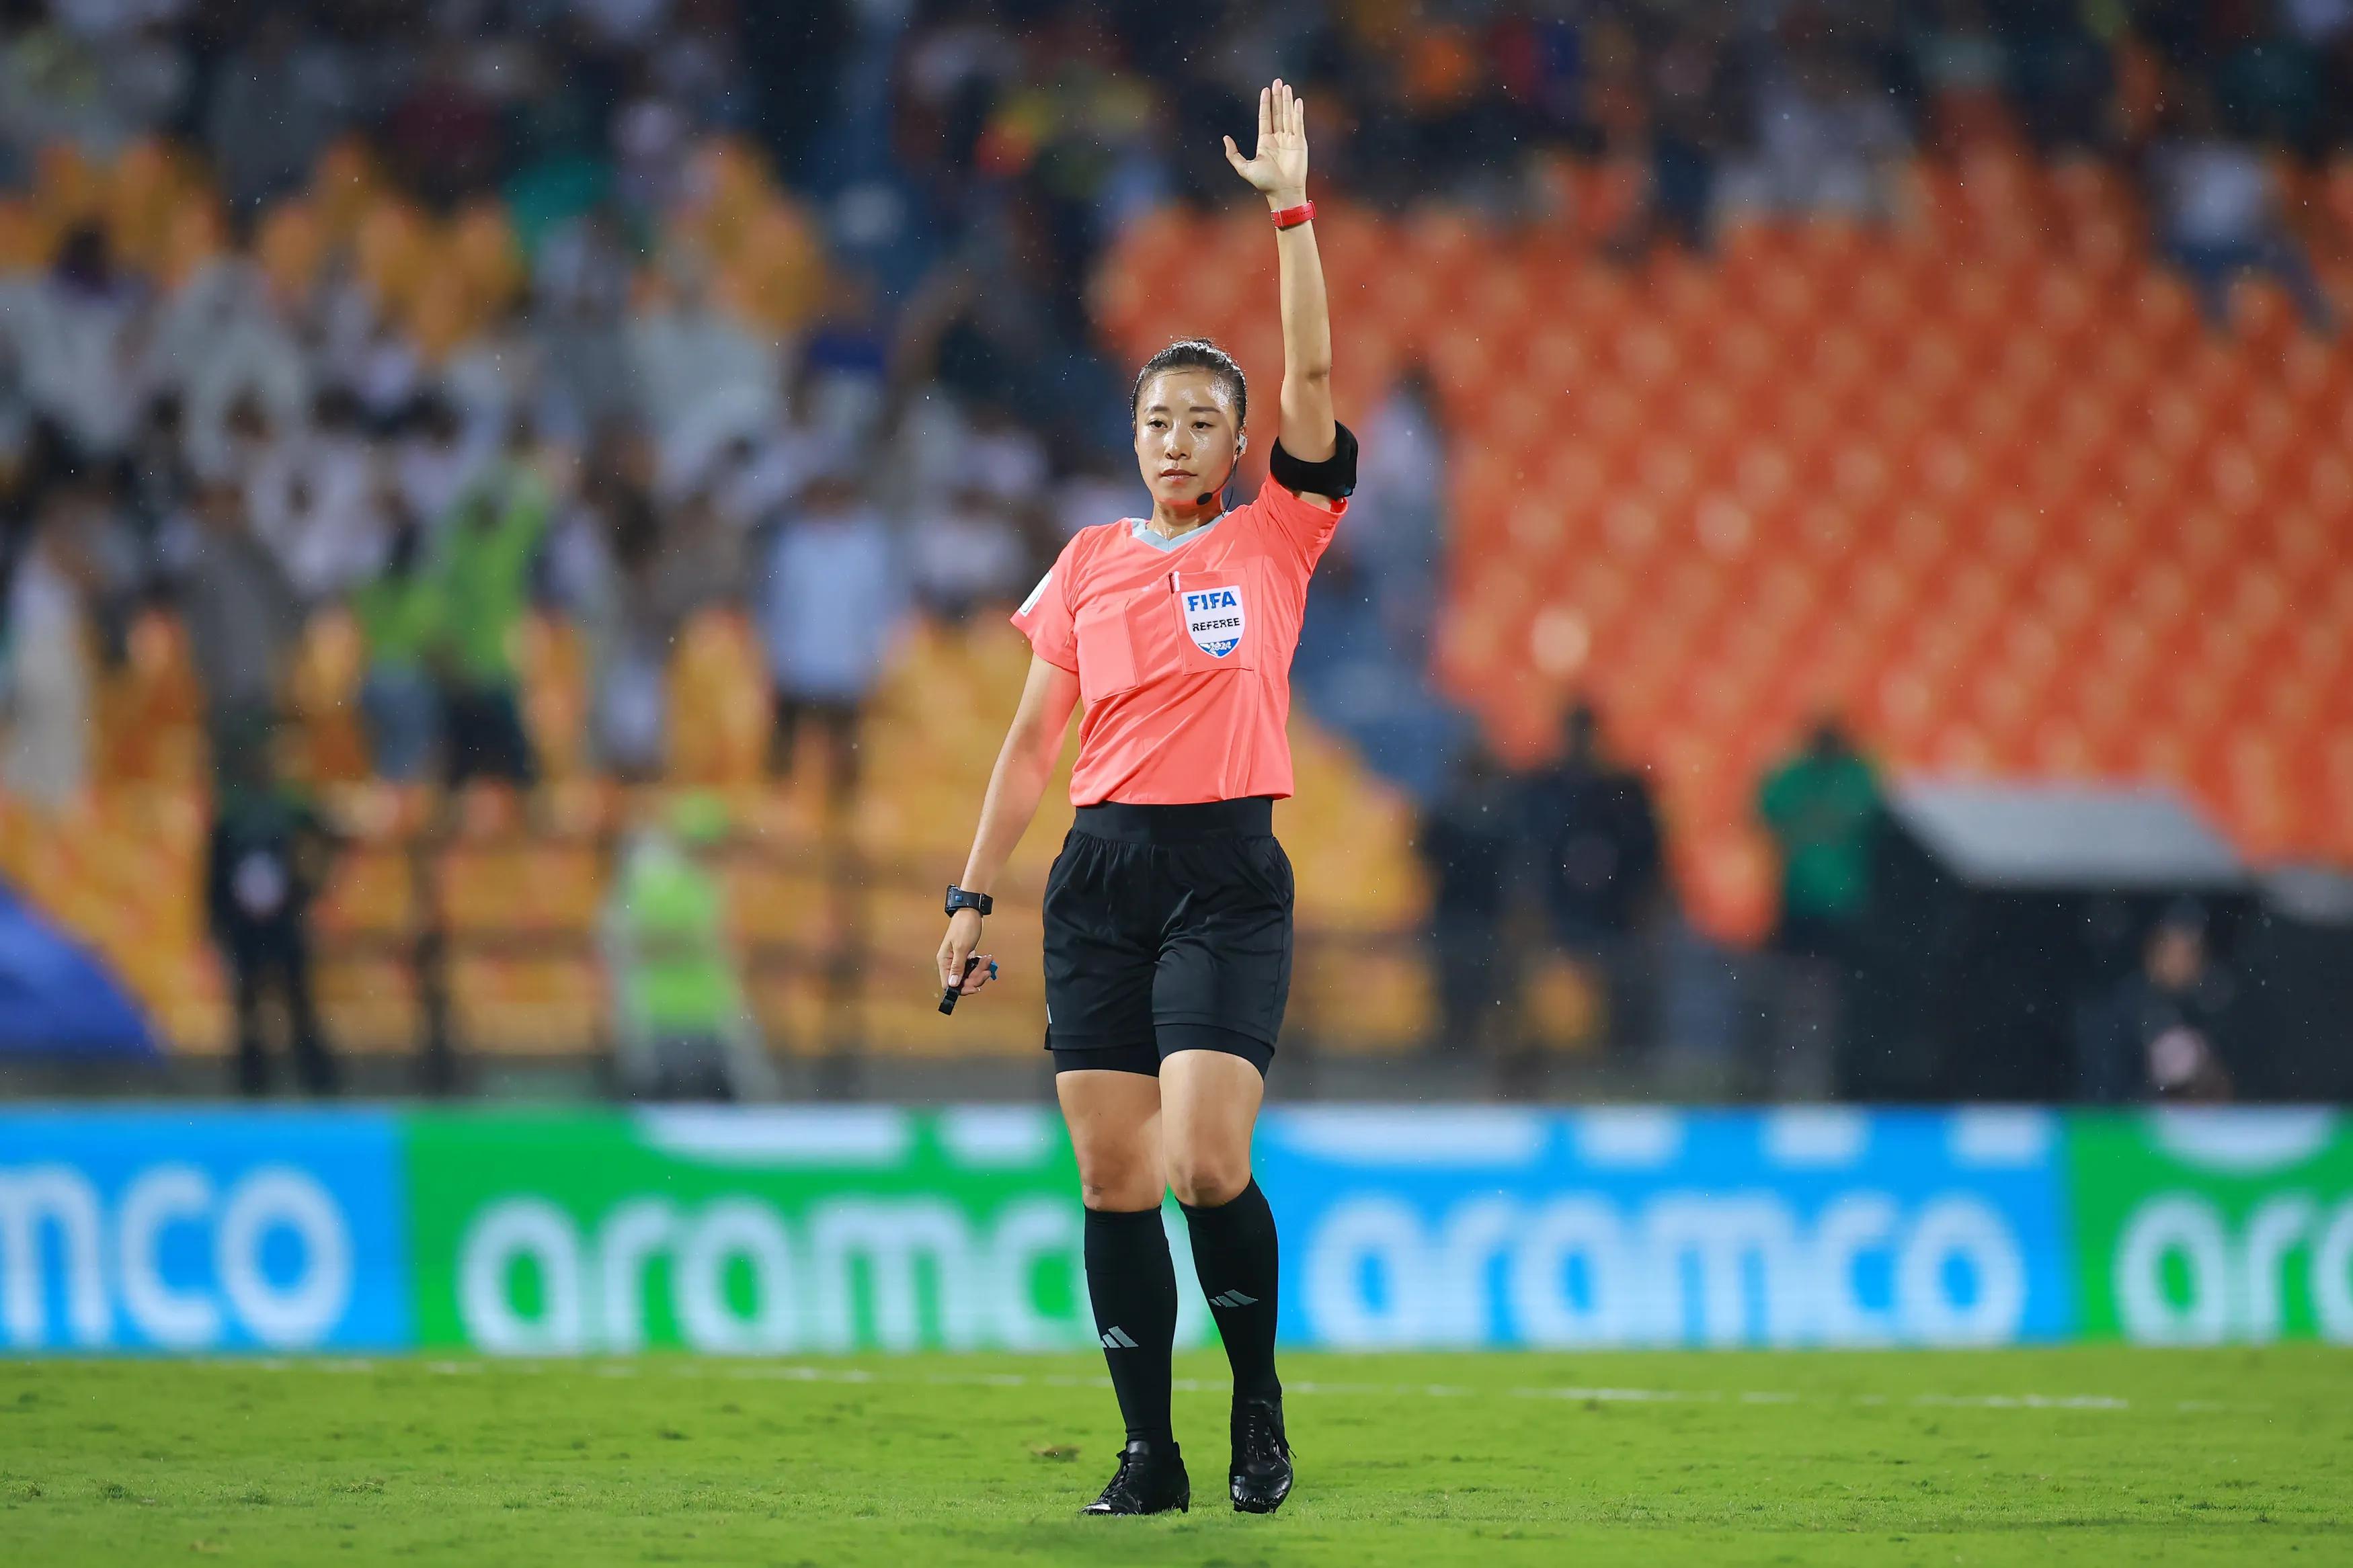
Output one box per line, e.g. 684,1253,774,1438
1163,1048,1293,1513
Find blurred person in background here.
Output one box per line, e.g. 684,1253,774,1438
202,7,354,216
1997,0,2114,153
393,393,489,534
122,392,193,536
1417,742,1521,1057
382,37,504,210
530,199,641,443
598,793,776,1102
154,251,310,484
434,456,553,790
1341,366,1445,664
246,386,384,604
2147,86,2336,334
908,477,1028,624
1759,716,1882,960
1521,702,1665,1053
703,359,849,532
176,476,304,775
0,487,97,809
352,503,444,784
5,222,146,464
2075,899,2241,1104
1053,446,1147,540
552,423,672,779
0,6,187,171
757,460,901,802
205,741,340,1098
627,244,774,461
615,485,743,768
1618,11,1745,255
1729,9,1911,222
1757,715,1882,1098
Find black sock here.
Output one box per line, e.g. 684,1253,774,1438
1181,1179,1281,1401
1083,1205,1177,1445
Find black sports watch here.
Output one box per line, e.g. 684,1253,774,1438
945,885,994,917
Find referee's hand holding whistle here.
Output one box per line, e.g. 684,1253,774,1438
937,907,996,1006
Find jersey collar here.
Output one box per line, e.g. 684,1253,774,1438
1127,512,1228,552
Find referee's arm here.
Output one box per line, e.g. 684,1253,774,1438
938,654,1081,996
1271,214,1334,477
1238,81,1337,485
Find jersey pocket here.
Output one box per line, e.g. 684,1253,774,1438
1168,567,1258,674
1074,596,1140,704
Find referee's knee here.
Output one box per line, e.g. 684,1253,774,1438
1077,1159,1164,1212
1164,1151,1251,1209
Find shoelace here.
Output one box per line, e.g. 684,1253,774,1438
1099,1450,1144,1502
1235,1407,1287,1467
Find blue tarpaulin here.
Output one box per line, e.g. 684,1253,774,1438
0,880,159,1060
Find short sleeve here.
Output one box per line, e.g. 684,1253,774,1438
1010,539,1079,670
1249,476,1349,571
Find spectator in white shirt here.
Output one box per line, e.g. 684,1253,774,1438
154,254,311,483
1,491,98,809
756,463,902,802
907,479,1027,625
246,387,385,602
4,224,147,462
2153,90,2336,334
393,393,491,531
627,247,776,462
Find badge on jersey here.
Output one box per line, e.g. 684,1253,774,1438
1181,585,1247,658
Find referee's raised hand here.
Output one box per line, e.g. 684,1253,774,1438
1224,77,1310,205
937,907,994,999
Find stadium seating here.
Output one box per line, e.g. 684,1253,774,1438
15,135,2352,1058
1097,165,2353,942
32,594,1423,1061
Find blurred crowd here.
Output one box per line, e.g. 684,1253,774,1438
0,1,2340,1094
1,0,2347,805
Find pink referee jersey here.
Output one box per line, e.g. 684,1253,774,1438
1012,478,1348,806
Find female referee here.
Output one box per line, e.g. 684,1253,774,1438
934,79,1351,1518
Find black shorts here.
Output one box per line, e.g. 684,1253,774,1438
1042,797,1293,1077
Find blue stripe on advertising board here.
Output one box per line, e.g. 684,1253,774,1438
0,1109,409,1353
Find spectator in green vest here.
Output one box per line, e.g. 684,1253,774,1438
1756,716,1883,1099
352,505,445,781
433,453,551,789
598,792,776,1100
1757,716,1882,956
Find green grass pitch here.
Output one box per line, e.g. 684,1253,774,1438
5,1347,2348,1566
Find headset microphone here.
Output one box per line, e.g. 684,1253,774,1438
1197,438,1240,508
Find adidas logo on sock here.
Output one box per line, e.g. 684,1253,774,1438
1099,1326,1138,1349
1207,1290,1259,1309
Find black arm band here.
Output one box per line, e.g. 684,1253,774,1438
1268,419,1359,499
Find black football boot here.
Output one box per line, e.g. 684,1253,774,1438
1082,1437,1191,1516
1228,1395,1293,1514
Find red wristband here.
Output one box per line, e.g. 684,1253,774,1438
1271,200,1315,231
